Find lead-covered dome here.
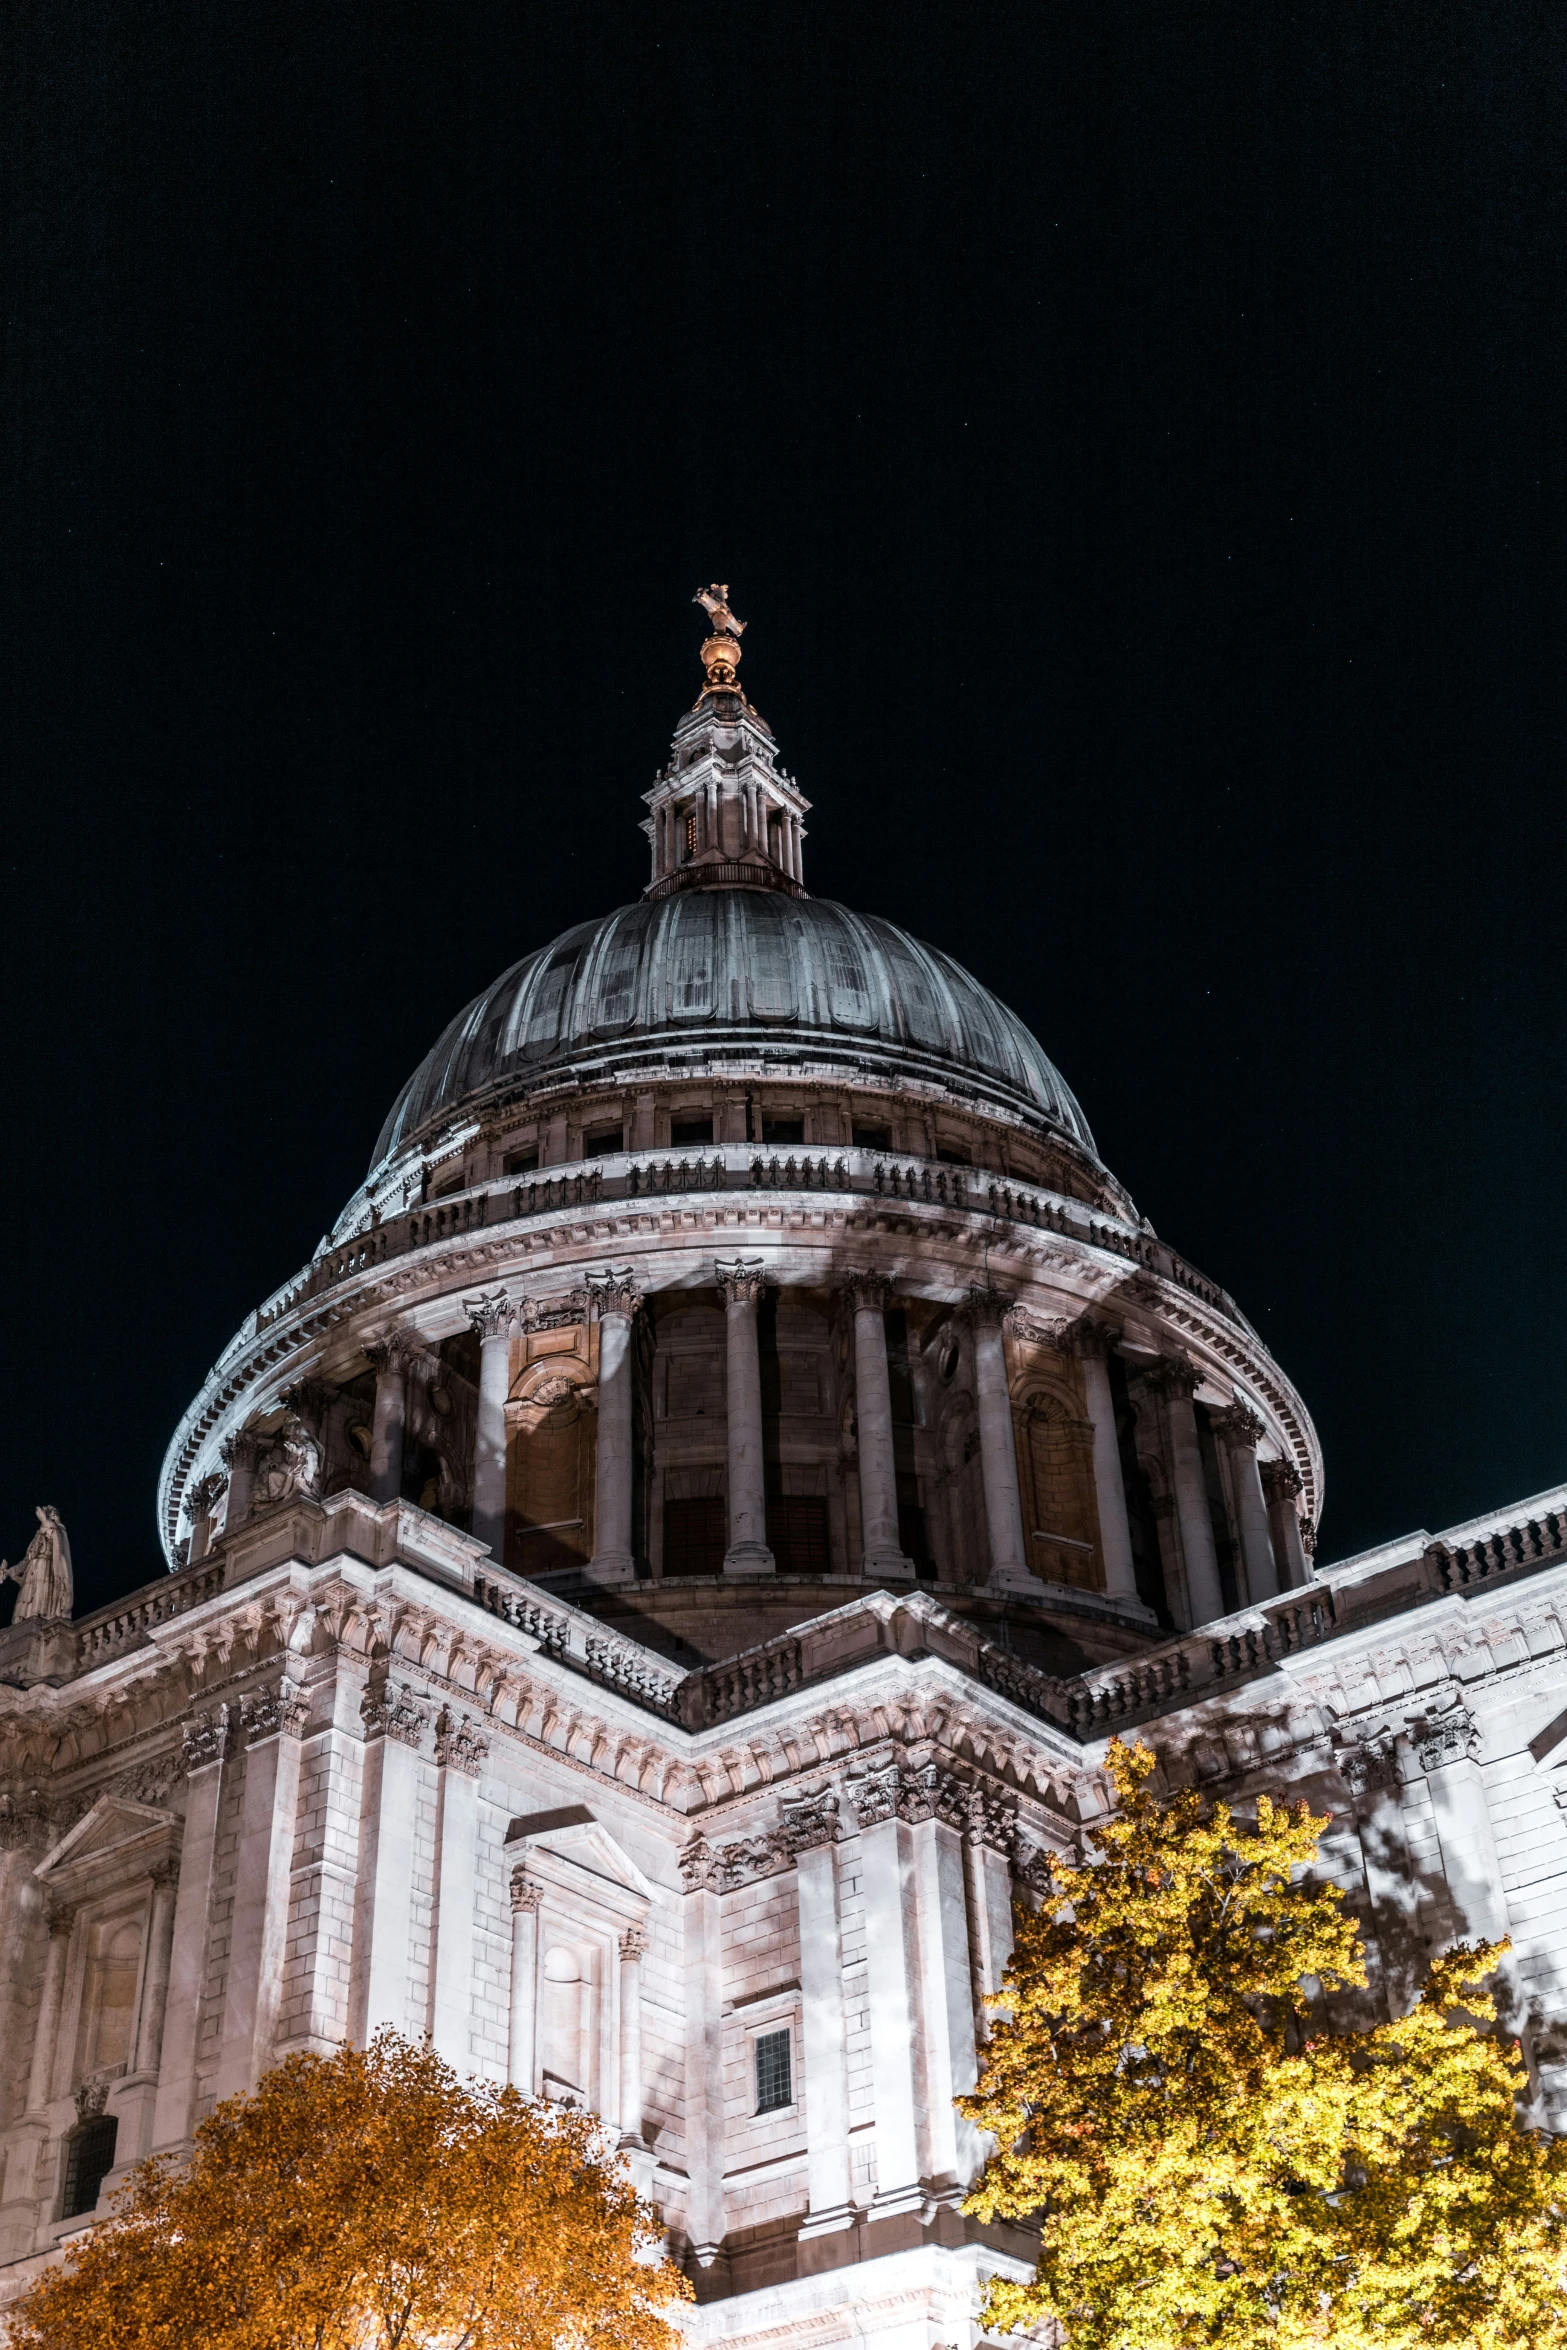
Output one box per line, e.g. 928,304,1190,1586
373,891,1097,1170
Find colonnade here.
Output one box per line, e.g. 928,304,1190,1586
352,1272,1311,1623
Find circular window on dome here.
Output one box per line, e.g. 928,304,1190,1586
938,1340,960,1386
346,1421,374,1460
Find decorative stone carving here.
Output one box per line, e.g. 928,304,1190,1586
2,1505,73,1621
360,1683,429,1749
509,1870,543,1914
1145,1355,1202,1400
583,1266,641,1320
185,1471,228,1526
959,1285,1013,1331
252,1417,324,1509
778,1785,842,1852
844,1270,893,1313
434,1708,489,1777
618,1924,649,1961
149,1856,181,1892
1301,1517,1319,1556
894,1762,971,1827
715,1257,767,1309
679,1837,722,1891
1210,1404,1266,1451
74,2076,110,2124
964,1785,1020,1853
241,1680,309,1743
1063,1316,1119,1362
221,1429,262,1472
365,1332,419,1374
1340,1739,1402,1794
1416,1708,1480,1774
181,1705,233,1771
847,1760,902,1828
1260,1459,1305,1505
111,1751,185,1809
464,1289,514,1342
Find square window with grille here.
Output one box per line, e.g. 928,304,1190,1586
663,1496,726,1576
767,1495,829,1575
754,2028,792,2113
61,2114,118,2219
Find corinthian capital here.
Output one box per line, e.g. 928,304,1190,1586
366,1331,419,1375
1064,1315,1118,1362
584,1265,641,1320
961,1284,1014,1331
464,1289,515,1343
220,1428,264,1472
845,1270,893,1314
1145,1355,1202,1401
1209,1404,1266,1453
716,1257,767,1309
186,1471,229,1522
1260,1458,1305,1505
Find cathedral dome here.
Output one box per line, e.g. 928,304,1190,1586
372,891,1097,1172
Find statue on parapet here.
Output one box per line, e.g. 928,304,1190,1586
252,1415,324,1509
2,1505,74,1621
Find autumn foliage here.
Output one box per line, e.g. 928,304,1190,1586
10,2029,689,2350
961,1738,1567,2350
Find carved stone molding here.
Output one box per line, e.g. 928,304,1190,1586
366,1332,420,1374
1144,1355,1202,1401
583,1266,641,1320
1209,1404,1266,1452
149,1855,182,1891
1260,1459,1305,1505
360,1682,429,1750
1063,1315,1118,1362
220,1429,263,1473
715,1257,767,1309
509,1869,543,1914
777,1786,842,1853
181,1705,233,1772
434,1708,489,1777
960,1284,1014,1332
618,1925,649,1961
1415,1708,1481,1774
185,1471,229,1523
74,2076,110,2124
241,1680,309,1744
464,1288,515,1342
1340,1739,1402,1795
844,1270,893,1314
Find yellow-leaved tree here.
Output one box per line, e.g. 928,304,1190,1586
961,1738,1567,2350
10,2028,690,2350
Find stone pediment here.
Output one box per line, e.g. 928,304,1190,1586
35,1794,178,1899
504,1805,658,1912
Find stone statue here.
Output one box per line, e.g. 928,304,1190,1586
694,583,744,636
2,1506,74,1621
251,1416,324,1509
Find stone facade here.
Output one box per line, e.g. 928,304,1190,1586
4,606,1566,2344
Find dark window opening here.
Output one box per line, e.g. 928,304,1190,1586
767,1495,830,1576
898,1496,934,1580
755,2028,792,2113
683,807,698,858
936,1145,971,1167
62,2115,118,2219
762,1117,804,1146
1193,1404,1241,1615
663,1496,727,1576
670,1114,714,1147
433,1174,464,1199
504,1147,540,1176
584,1125,624,1159
1108,1354,1173,1627
852,1123,892,1150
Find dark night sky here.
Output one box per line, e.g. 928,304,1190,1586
4,4,1566,1617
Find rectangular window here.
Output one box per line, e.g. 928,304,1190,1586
936,1145,971,1167
762,1117,805,1146
670,1113,714,1147
61,2115,118,2219
505,1147,540,1176
767,1495,829,1575
851,1123,892,1150
662,1496,727,1576
683,807,698,858
584,1124,624,1159
754,2028,792,2113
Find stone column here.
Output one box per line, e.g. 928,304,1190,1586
964,1289,1030,1592
717,1259,775,1574
1211,1405,1279,1603
185,1473,228,1565
215,1681,307,2100
964,1809,1017,2009
1066,1319,1142,1611
1261,1459,1311,1589
466,1290,514,1562
680,1853,728,2275
846,1273,914,1580
618,1926,647,2147
153,1708,231,2149
1341,1739,1422,2017
367,1334,416,1505
507,1872,541,2092
430,1711,486,2068
791,1803,856,2254
353,1685,429,2041
856,1781,924,2228
24,1908,73,2115
220,1429,261,1531
1149,1358,1225,1627
132,1861,181,2077
907,1780,980,2198
585,1269,640,1585
1417,1708,1513,1948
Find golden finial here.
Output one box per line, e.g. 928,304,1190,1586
694,583,745,691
